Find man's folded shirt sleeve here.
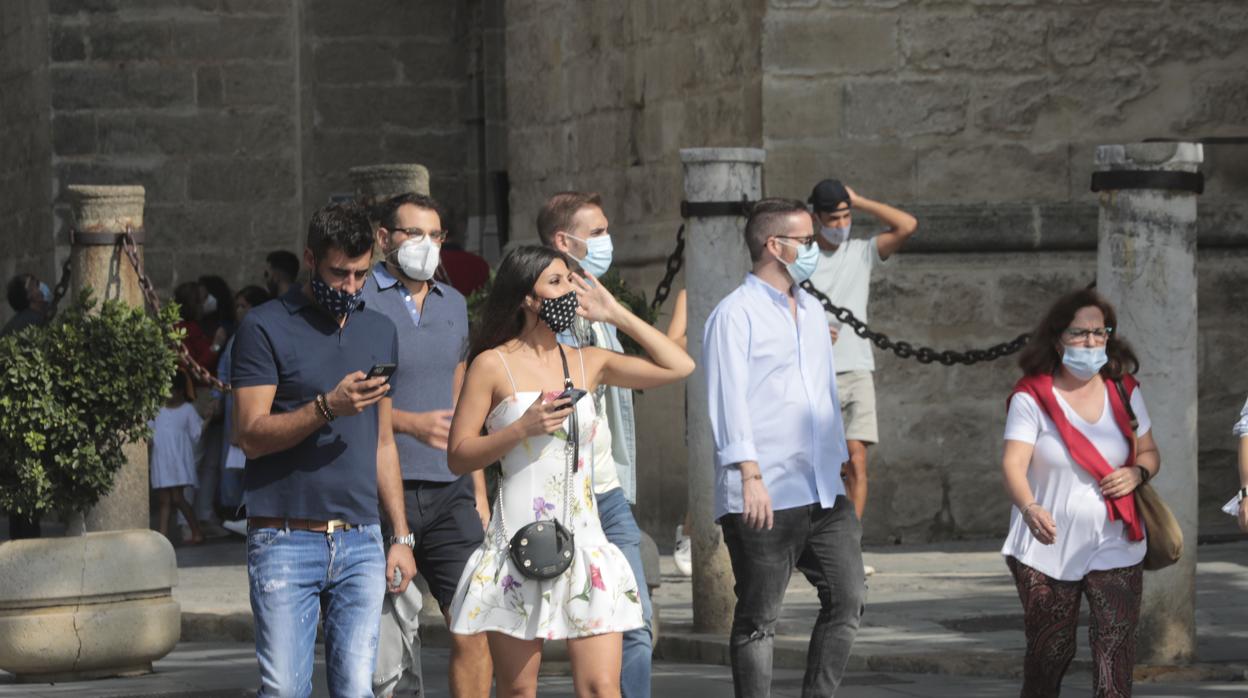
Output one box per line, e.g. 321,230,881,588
704,303,757,469
230,315,278,389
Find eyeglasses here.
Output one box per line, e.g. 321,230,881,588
1063,327,1114,342
773,235,816,248
392,227,448,244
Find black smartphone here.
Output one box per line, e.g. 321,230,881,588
556,387,588,405
366,362,397,382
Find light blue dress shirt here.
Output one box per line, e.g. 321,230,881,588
704,273,850,521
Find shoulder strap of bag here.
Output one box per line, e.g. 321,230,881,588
1112,378,1139,432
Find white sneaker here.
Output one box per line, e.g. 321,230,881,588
222,519,248,537
864,564,876,577
674,525,693,577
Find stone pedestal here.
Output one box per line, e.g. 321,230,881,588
65,185,149,532
680,147,764,634
0,530,180,681
349,163,431,205
1094,142,1202,665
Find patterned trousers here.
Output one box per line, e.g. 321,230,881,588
1007,556,1143,698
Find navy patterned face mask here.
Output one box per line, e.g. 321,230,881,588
537,290,578,334
311,276,363,319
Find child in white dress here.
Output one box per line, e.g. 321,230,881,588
150,371,204,544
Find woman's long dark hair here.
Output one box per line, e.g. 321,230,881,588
468,245,571,364
1018,288,1139,380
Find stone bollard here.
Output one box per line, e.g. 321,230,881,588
349,163,431,206
66,184,150,532
1094,142,1203,665
680,148,764,634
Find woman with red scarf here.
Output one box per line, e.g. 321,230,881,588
1001,289,1160,698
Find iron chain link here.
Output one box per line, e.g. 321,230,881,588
799,281,1030,366
650,224,686,312
45,256,73,319
117,228,229,392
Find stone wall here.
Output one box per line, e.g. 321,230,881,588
503,0,767,537
46,0,304,293
760,0,1248,543
0,0,54,323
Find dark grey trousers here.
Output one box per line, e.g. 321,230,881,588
721,496,865,698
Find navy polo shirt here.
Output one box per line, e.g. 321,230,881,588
361,263,468,482
230,285,399,525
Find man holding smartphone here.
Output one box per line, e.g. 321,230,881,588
705,198,863,698
539,191,653,698
231,202,416,697
363,192,490,698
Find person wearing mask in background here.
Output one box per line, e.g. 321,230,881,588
217,285,272,537
539,191,654,698
195,275,235,536
704,198,863,698
805,179,917,577
2,273,52,539
363,192,489,698
264,250,300,299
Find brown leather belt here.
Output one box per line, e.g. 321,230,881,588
247,517,356,533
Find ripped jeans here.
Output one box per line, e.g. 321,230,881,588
247,525,386,698
721,498,865,698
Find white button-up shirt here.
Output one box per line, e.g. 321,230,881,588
704,273,850,521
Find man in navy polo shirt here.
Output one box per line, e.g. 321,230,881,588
232,202,417,698
363,193,491,698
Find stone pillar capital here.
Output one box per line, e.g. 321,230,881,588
1095,142,1204,172
349,163,431,205
66,185,146,233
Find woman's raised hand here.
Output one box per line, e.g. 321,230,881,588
570,272,623,325
514,393,574,438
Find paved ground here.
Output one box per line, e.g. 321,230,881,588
2,535,1246,695
2,644,1246,697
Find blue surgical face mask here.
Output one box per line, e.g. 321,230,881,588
819,222,851,245
38,281,51,303
1061,345,1108,381
566,233,613,278
777,238,820,284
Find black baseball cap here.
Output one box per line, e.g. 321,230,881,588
808,179,850,213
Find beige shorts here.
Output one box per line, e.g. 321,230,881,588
835,370,878,444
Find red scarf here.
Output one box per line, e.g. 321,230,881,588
1009,373,1144,542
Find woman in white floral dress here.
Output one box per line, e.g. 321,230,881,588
447,245,694,697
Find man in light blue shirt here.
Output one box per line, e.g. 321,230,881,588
704,198,865,698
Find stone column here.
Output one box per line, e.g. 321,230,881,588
66,185,151,532
681,147,764,634
1094,142,1202,665
349,163,431,205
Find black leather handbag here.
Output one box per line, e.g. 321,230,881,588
502,346,579,580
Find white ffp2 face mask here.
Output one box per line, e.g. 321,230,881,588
395,236,441,281
820,223,850,245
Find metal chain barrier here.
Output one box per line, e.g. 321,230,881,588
799,280,1030,366
650,224,686,312
45,256,73,318
117,228,229,392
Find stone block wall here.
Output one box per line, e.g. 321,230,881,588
0,0,54,322
761,0,1248,543
46,0,303,293
503,0,767,536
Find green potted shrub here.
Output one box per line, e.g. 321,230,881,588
0,290,185,682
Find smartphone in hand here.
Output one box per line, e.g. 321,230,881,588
366,363,397,383
556,387,588,405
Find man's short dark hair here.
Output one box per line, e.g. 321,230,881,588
6,275,32,312
306,203,374,261
536,191,603,246
744,198,814,262
375,193,444,232
265,250,300,283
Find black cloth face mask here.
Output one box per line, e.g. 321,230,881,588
537,290,578,334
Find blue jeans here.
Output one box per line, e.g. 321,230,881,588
596,487,652,698
248,524,386,698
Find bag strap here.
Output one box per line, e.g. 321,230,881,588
1112,379,1139,432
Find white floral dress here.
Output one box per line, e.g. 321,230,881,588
448,349,643,640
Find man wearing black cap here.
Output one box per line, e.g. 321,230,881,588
806,180,917,548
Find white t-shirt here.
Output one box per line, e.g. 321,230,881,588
806,237,886,373
1000,385,1151,580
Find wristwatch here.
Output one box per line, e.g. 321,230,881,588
388,533,415,547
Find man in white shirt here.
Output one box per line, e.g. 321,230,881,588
806,179,918,525
704,198,862,698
